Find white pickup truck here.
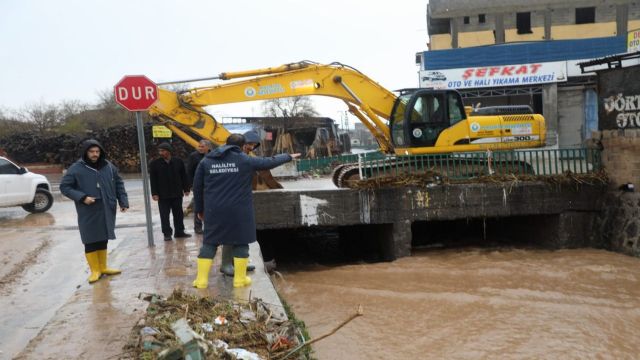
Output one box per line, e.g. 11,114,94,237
0,156,54,213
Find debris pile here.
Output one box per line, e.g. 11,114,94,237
349,170,609,189
0,123,191,172
462,170,609,187
122,289,303,360
347,170,443,189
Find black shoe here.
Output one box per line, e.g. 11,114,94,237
164,235,172,241
194,228,203,234
174,232,192,238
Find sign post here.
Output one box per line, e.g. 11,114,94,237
114,75,158,247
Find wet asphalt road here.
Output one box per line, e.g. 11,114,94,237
0,177,299,359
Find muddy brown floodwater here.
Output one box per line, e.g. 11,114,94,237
276,247,640,360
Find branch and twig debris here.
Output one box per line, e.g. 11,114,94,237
123,289,304,359
277,305,364,360
349,170,608,190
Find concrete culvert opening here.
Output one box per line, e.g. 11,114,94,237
411,215,559,250
257,225,390,266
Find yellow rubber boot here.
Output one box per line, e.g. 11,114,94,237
233,257,252,288
192,258,213,289
85,251,102,284
97,249,121,275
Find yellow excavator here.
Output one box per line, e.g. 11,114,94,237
147,61,546,187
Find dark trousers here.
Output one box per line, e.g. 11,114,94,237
84,240,108,253
158,197,185,236
198,243,249,259
186,198,202,231
193,201,203,231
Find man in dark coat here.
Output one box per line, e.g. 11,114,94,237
186,139,213,234
60,139,129,284
191,133,299,288
149,142,191,241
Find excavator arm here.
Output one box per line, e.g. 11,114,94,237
147,61,397,153
147,61,547,188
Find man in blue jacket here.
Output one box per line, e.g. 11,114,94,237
192,133,299,288
60,139,129,284
218,130,262,276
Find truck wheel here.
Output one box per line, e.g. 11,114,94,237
22,188,54,213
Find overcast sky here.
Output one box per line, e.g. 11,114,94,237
0,0,428,123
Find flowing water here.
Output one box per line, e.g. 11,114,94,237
276,247,640,359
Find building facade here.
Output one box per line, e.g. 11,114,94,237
418,0,640,148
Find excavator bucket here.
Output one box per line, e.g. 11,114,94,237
253,170,284,190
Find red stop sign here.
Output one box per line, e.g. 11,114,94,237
114,75,158,111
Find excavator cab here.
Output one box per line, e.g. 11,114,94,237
390,89,467,150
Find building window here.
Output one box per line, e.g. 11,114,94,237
576,7,595,24
516,12,532,34
463,16,470,24
479,14,486,23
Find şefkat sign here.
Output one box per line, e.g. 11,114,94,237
628,29,640,53
420,61,567,90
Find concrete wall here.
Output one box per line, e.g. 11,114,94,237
428,0,631,18
630,2,640,30
543,83,559,144
254,183,606,260
428,0,632,49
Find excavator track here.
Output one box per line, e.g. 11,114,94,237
331,157,409,188
333,163,361,188
331,156,535,188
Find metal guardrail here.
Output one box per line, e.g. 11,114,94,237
296,151,385,172
298,148,602,180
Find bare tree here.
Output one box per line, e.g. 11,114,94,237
0,107,26,138
95,88,119,110
262,96,319,117
14,101,63,135
164,83,192,93
59,99,90,119
93,88,134,127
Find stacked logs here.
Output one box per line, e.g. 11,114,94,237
0,123,193,172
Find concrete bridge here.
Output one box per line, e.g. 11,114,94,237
253,182,607,260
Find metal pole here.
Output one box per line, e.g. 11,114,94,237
135,112,155,247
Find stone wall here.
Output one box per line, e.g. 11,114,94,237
589,129,640,257
593,129,640,189
591,192,640,257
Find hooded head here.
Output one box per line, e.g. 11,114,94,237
81,139,106,168
207,134,244,159
243,130,261,154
